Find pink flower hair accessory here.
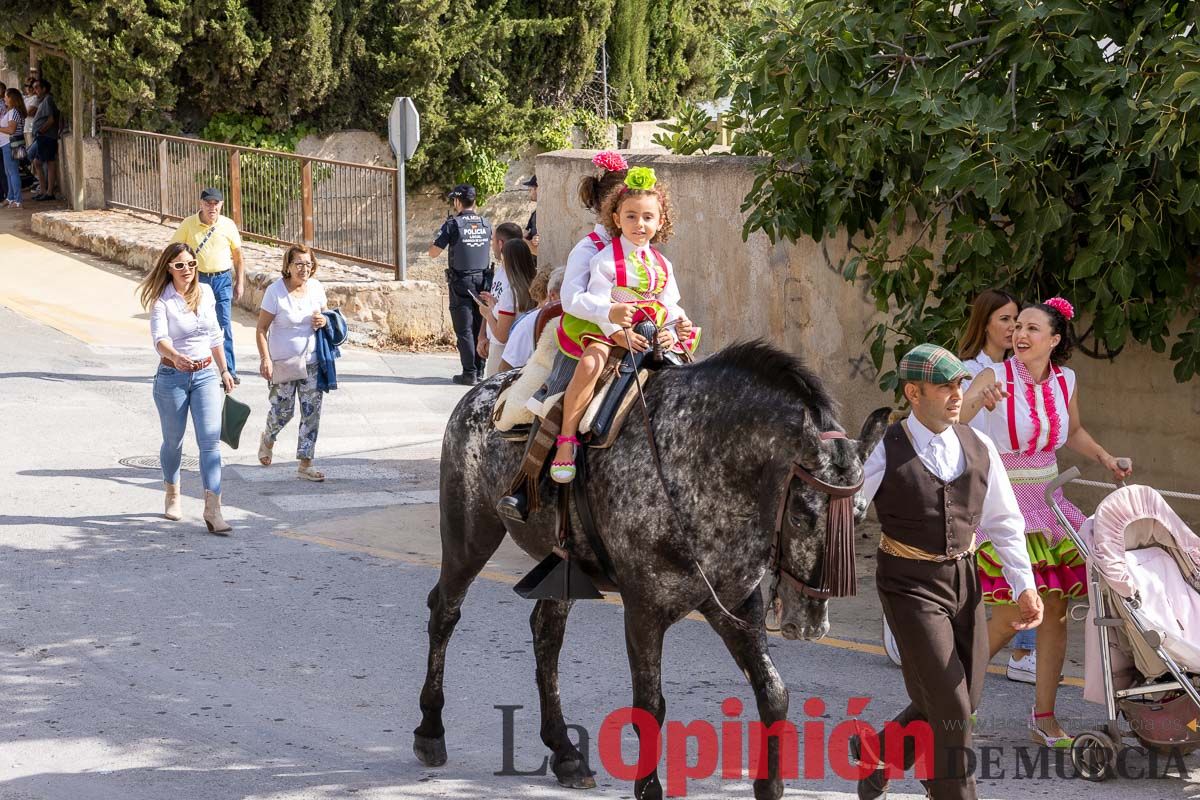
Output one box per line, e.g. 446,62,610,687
591,150,629,173
1044,297,1074,321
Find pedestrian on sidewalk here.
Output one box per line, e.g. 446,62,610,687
478,237,536,378
428,184,492,385
852,344,1041,800
476,221,524,376
29,79,58,202
522,174,539,258
0,88,24,208
139,242,237,534
255,245,330,482
170,188,245,383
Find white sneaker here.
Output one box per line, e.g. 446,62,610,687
883,619,902,666
1007,651,1037,683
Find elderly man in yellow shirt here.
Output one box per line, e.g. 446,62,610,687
171,188,245,382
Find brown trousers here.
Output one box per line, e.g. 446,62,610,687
872,550,987,800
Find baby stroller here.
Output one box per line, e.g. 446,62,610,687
1046,468,1200,781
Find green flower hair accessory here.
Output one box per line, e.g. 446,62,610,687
624,166,657,191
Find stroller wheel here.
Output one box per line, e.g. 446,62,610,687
1071,731,1117,782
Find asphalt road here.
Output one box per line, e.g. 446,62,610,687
1,224,1196,799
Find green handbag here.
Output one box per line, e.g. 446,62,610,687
221,394,252,449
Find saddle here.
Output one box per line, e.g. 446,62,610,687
502,320,678,600
492,318,666,450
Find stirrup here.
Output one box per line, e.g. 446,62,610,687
550,435,580,484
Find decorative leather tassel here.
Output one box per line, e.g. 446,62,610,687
823,494,857,597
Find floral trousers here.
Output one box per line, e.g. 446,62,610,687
265,363,323,459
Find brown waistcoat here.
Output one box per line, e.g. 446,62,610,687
874,421,989,558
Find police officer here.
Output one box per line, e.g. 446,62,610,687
428,184,493,385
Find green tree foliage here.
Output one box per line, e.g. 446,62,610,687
607,0,651,116
2,0,736,193
720,0,1200,384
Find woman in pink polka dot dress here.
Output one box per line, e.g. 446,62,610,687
961,297,1133,749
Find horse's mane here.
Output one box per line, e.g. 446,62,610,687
691,340,839,429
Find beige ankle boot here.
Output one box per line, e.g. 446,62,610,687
203,491,232,534
164,483,182,521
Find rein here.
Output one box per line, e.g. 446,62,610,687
771,432,863,600
622,326,751,630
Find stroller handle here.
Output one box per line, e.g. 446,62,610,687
1044,466,1081,505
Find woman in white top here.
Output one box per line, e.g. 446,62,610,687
956,288,1047,681
138,242,236,532
962,297,1132,748
958,288,1019,381
1,88,24,207
256,245,330,482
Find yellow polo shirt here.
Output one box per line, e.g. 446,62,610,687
170,214,243,274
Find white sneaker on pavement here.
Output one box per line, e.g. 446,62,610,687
1006,651,1037,683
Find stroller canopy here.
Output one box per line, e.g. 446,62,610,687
1089,485,1200,600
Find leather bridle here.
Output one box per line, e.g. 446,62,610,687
771,431,863,600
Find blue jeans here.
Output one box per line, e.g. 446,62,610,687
153,364,224,494
1011,628,1037,652
199,270,236,376
2,143,18,204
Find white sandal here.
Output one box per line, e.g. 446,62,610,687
297,464,325,482
258,432,273,466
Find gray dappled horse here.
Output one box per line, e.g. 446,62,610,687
414,341,889,800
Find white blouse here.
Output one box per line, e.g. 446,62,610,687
975,357,1076,455
150,283,222,360
559,224,612,326
564,235,685,338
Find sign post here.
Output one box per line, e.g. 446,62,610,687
388,97,420,281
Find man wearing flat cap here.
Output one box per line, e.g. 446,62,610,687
171,188,245,382
428,184,493,385
850,344,1042,800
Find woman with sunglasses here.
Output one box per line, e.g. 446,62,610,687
138,242,236,532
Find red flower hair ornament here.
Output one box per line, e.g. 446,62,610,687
1044,297,1075,321
591,150,629,173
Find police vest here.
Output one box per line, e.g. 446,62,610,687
448,211,493,273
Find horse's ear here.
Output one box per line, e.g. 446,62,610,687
857,407,891,461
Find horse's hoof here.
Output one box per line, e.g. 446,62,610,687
635,777,663,800
552,753,596,789
753,778,785,800
413,734,448,767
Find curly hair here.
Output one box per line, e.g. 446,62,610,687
1025,302,1074,365
600,185,674,244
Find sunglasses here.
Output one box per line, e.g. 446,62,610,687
290,261,314,269
169,260,198,270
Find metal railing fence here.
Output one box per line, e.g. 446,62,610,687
101,127,401,278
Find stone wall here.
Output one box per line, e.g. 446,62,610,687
534,150,1200,508
31,210,450,346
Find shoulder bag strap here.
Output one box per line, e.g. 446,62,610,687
193,220,219,255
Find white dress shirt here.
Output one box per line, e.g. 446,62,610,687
563,235,686,337
150,283,222,360
861,414,1036,598
559,224,611,327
